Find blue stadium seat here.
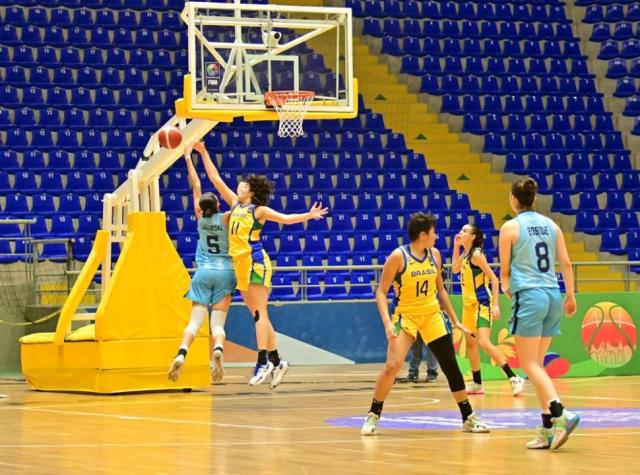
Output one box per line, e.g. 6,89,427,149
575,211,598,234
270,275,299,302
304,233,327,254
58,193,83,214
4,194,30,217
600,230,625,254
328,233,352,255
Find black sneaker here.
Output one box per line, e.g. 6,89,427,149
408,371,419,383
425,370,438,382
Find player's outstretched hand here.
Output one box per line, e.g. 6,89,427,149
564,294,577,317
193,141,207,154
308,202,328,220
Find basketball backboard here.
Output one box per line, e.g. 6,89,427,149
176,0,357,122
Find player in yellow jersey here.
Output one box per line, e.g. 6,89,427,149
452,223,525,396
192,141,328,388
361,213,490,435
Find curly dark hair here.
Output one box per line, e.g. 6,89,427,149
244,174,274,207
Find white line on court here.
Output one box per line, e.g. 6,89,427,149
0,431,637,450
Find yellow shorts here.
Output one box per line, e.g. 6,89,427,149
462,302,492,332
232,250,272,292
392,309,451,344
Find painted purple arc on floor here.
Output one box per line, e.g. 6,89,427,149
326,408,640,430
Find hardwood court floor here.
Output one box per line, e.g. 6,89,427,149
0,366,639,475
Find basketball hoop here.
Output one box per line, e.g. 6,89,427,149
265,90,316,138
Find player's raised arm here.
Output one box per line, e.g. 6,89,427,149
184,142,202,218
194,141,238,207
255,202,328,225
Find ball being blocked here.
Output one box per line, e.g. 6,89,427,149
158,126,183,149
581,301,637,368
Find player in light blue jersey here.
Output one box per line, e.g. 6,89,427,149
499,178,579,450
168,143,237,384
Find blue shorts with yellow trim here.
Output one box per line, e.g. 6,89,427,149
392,309,452,344
232,249,272,292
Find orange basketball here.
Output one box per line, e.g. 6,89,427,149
158,126,183,149
581,302,637,368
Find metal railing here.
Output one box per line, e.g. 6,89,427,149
58,260,640,306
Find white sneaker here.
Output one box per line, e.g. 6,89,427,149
248,361,274,386
526,427,553,449
168,355,184,382
269,360,290,389
510,376,525,396
211,348,224,384
462,413,490,433
466,382,485,395
361,412,380,435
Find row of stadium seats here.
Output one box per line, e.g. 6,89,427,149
0,129,416,151
2,67,183,89
382,37,586,59
522,171,640,193
583,4,640,23
365,19,578,40
0,170,454,194
0,0,207,10
348,0,570,22
1,7,183,29
503,152,633,172
0,87,179,108
550,191,640,212
461,113,615,133
0,149,427,172
1,25,187,49
0,46,187,68
1,107,170,130
591,23,640,42
598,39,640,59
482,131,624,152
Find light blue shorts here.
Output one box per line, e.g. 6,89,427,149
186,268,236,306
509,287,563,337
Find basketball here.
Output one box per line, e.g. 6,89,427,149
581,302,637,368
158,126,183,149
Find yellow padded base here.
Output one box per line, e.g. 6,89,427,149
20,337,210,393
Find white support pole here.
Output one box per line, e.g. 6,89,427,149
101,193,114,295
151,177,161,212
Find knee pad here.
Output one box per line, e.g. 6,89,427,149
210,310,227,338
428,335,466,393
185,305,208,337
253,310,260,323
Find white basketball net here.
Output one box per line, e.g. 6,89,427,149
265,91,316,137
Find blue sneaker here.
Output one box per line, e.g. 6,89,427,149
550,409,580,450
248,361,274,386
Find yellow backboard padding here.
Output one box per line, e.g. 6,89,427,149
95,212,192,341
175,74,359,122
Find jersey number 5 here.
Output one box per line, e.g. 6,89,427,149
535,242,550,272
206,235,220,254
